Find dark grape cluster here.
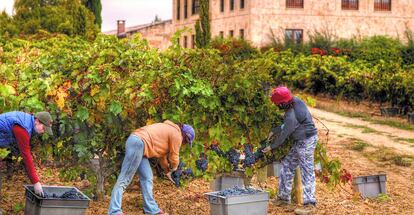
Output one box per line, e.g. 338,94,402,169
226,148,240,170
171,161,194,187
243,144,256,168
210,144,226,157
217,186,261,197
195,153,208,172
42,188,86,200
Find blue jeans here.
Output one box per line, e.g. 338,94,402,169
108,135,160,215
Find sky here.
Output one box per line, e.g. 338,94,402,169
0,0,172,32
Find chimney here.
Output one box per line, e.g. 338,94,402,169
117,20,126,35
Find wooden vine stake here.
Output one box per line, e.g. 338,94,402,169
292,167,304,205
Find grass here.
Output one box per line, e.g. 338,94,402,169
316,103,414,131
350,140,369,151
377,193,391,202
13,202,24,213
363,146,414,167
396,138,414,144
343,123,378,134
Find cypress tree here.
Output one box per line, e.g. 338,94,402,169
83,0,102,29
195,0,210,48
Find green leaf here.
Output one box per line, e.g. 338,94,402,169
76,107,89,121
0,84,16,96
109,101,122,115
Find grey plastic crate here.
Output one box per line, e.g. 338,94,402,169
267,161,282,177
205,190,269,215
352,174,387,198
24,185,91,215
210,175,245,191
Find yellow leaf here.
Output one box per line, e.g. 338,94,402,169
90,85,100,97
55,89,68,110
56,140,63,149
146,118,154,125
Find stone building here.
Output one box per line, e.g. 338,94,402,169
105,0,414,49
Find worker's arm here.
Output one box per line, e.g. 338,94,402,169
12,125,40,184
270,111,299,150
168,135,182,171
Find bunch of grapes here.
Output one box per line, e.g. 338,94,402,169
226,148,240,170
196,153,209,172
243,144,256,168
42,188,86,200
217,186,261,197
171,161,194,187
210,144,226,157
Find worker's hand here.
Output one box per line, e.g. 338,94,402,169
34,182,44,197
267,131,274,140
262,146,272,154
166,171,175,184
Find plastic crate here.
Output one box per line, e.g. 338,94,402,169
205,190,269,215
380,107,399,117
408,113,414,124
352,174,387,198
267,161,282,177
210,175,245,191
24,185,91,215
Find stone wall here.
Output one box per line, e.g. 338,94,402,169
250,0,414,47
132,21,174,50
134,0,414,49
173,0,251,47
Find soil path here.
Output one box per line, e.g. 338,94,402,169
309,107,414,155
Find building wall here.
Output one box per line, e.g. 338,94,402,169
173,0,251,47
130,0,414,49
131,21,174,50
250,0,414,47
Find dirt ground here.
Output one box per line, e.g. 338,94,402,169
1,98,414,215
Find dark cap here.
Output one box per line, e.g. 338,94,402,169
34,112,53,136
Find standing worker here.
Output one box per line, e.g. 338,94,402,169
0,111,53,198
108,120,195,215
262,86,318,215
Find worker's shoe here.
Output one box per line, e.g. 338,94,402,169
271,198,291,206
294,203,316,215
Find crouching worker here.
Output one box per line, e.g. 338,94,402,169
262,87,318,215
108,120,195,215
0,111,53,198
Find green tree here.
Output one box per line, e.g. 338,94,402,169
82,0,102,29
195,0,210,48
0,11,18,37
3,0,97,38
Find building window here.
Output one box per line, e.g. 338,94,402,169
240,29,244,40
229,30,234,38
192,0,200,14
285,29,303,44
230,0,235,11
220,0,224,12
286,0,304,8
374,0,391,11
240,0,245,9
342,0,358,10
219,31,224,38
184,0,188,18
177,0,181,20
184,36,188,48
191,34,195,48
